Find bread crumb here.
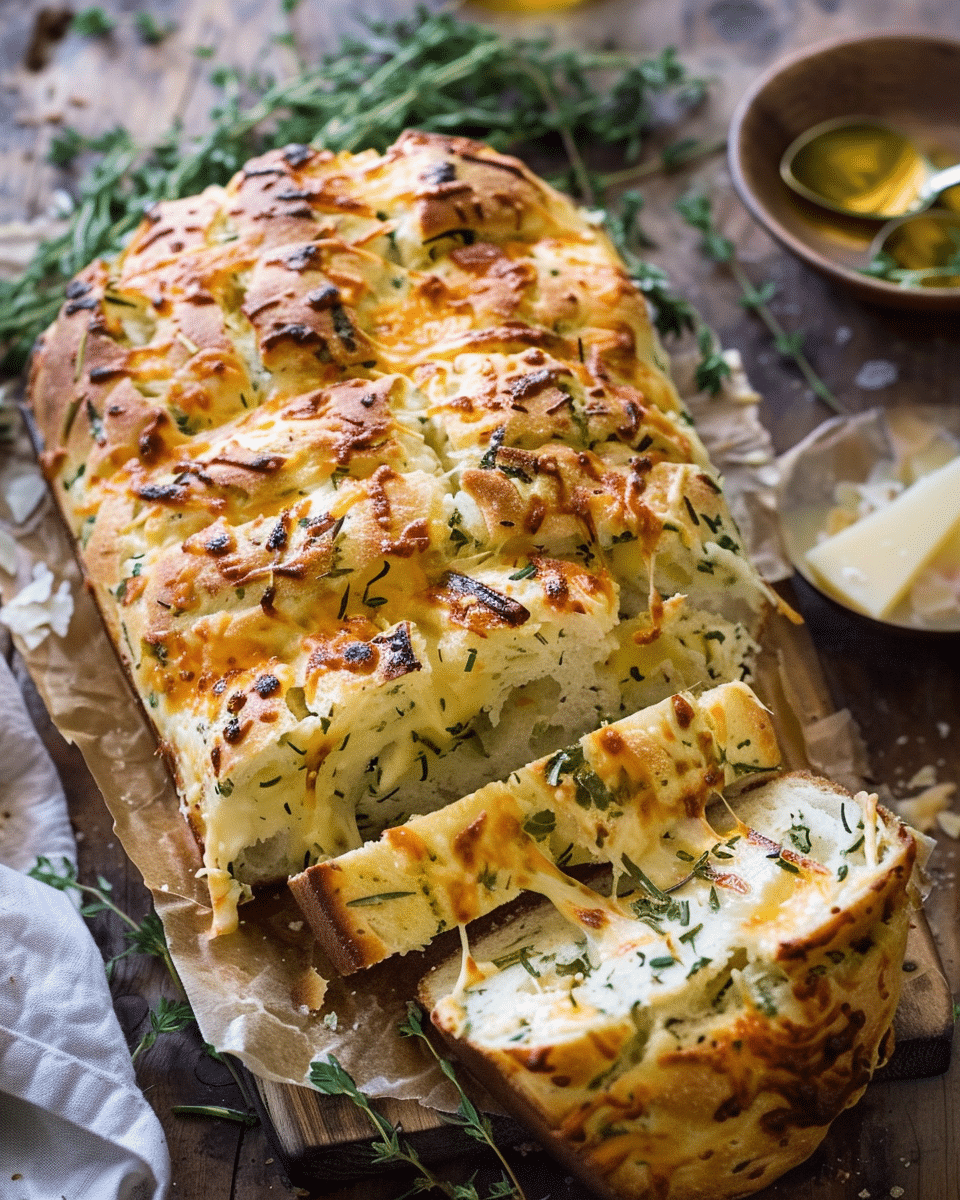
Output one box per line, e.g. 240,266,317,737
288,920,303,931
937,722,951,739
290,966,327,1012
859,1191,871,1199
890,1188,904,1198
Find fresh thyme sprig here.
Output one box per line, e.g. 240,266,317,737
28,854,179,983
133,12,177,46
863,231,960,289
732,258,843,413
0,6,705,371
27,853,255,1122
676,191,843,413
311,1055,486,1198
400,1003,526,1200
72,8,115,38
310,1013,527,1200
131,996,195,1062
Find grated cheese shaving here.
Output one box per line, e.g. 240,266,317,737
0,527,17,575
4,469,46,524
894,783,955,833
0,561,73,649
935,810,960,840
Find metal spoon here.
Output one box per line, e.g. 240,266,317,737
781,116,960,222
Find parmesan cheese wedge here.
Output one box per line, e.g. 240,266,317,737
805,454,960,619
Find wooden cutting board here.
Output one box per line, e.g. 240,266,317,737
243,603,955,1191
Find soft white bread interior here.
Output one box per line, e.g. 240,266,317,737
288,681,782,973
419,773,918,1200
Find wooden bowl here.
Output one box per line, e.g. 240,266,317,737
729,33,960,311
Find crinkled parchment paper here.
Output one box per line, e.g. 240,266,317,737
0,353,863,1108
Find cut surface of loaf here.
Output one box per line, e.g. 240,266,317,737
420,772,918,1200
289,680,782,973
29,129,780,933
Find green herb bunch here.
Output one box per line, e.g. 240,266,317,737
864,225,960,289
0,6,709,371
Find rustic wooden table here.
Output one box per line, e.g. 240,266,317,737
1,1,958,1197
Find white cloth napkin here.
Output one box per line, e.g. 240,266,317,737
0,655,170,1199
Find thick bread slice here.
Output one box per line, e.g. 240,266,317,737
288,681,781,973
419,773,918,1200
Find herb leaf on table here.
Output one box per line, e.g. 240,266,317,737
311,1025,528,1200
676,190,842,412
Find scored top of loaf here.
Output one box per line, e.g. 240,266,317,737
29,130,775,932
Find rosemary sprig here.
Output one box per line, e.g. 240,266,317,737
0,7,704,371
676,191,843,413
310,1009,527,1200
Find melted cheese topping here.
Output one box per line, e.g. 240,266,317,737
32,132,777,933
289,682,782,971
441,778,904,1046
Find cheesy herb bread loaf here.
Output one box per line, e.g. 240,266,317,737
29,131,781,933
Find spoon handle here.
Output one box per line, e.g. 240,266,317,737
920,161,960,201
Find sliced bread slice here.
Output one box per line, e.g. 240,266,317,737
289,681,780,973
419,773,918,1200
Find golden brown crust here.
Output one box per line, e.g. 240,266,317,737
29,131,771,932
